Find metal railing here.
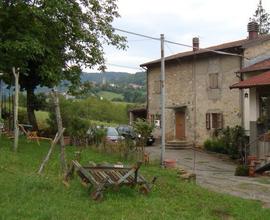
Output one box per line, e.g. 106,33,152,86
244,131,270,165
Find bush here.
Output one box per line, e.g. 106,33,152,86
235,165,249,176
204,126,248,160
203,139,227,154
18,108,29,124
133,119,154,146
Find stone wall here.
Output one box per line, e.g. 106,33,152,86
147,55,242,146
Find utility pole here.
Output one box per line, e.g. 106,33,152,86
160,34,166,167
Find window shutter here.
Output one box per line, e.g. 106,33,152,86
206,113,210,130
217,113,223,129
209,73,218,89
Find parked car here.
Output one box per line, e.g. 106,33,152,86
117,125,136,139
106,127,124,143
117,125,155,146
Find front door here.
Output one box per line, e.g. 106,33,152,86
175,111,185,140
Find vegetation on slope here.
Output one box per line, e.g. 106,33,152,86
0,137,270,220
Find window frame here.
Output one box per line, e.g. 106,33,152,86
206,112,223,130
209,73,219,89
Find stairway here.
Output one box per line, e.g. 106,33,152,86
255,155,270,173
166,140,193,150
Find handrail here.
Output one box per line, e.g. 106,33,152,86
245,131,270,149
243,131,270,165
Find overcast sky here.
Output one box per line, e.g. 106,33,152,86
86,0,270,73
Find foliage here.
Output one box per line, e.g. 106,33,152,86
204,126,248,160
18,108,29,124
235,165,249,176
1,136,270,219
217,126,248,160
203,139,227,154
133,119,154,146
47,96,128,137
250,0,270,34
0,117,3,123
81,71,146,86
87,125,107,146
67,117,90,145
98,91,124,101
0,0,126,129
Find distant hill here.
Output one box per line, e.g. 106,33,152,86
1,71,146,96
81,71,146,86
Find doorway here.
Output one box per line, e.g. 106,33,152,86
175,111,185,140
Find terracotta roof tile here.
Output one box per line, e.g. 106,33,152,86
230,71,270,89
141,35,270,67
238,58,270,73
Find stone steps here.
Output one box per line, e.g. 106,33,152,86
166,140,193,150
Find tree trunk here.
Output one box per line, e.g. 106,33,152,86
52,89,67,174
26,88,38,131
12,67,19,152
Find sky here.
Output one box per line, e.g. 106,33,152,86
86,0,270,73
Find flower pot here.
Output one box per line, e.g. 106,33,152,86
164,159,177,168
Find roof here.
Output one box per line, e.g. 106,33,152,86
237,58,270,73
128,108,146,113
230,71,270,89
141,35,270,67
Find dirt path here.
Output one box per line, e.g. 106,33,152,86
146,146,270,205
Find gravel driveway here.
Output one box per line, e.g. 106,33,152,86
146,146,270,206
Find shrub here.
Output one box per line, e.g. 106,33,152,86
235,165,249,176
203,139,227,154
133,119,154,147
204,126,248,161
203,139,213,151
18,108,29,124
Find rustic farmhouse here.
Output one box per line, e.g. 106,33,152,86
141,22,270,153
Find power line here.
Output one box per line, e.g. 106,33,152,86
114,27,248,59
114,27,159,41
106,63,144,71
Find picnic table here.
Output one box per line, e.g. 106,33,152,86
66,160,157,201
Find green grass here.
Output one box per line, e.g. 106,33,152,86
35,110,49,129
97,91,123,101
1,136,270,220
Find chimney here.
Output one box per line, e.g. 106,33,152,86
247,21,259,40
192,37,199,51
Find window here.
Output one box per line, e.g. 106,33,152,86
149,114,161,128
209,73,219,89
260,94,270,119
206,113,223,130
154,80,161,94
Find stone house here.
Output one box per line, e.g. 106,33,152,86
141,22,270,149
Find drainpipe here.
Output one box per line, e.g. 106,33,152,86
239,57,244,130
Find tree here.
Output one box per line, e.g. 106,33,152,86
0,0,126,130
250,0,270,34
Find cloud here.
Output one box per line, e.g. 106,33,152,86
84,0,270,73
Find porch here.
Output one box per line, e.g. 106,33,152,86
231,68,270,170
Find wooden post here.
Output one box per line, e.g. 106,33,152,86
38,128,66,174
52,89,67,174
12,67,19,152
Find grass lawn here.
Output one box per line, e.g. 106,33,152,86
1,137,270,220
35,110,49,130
97,91,124,101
